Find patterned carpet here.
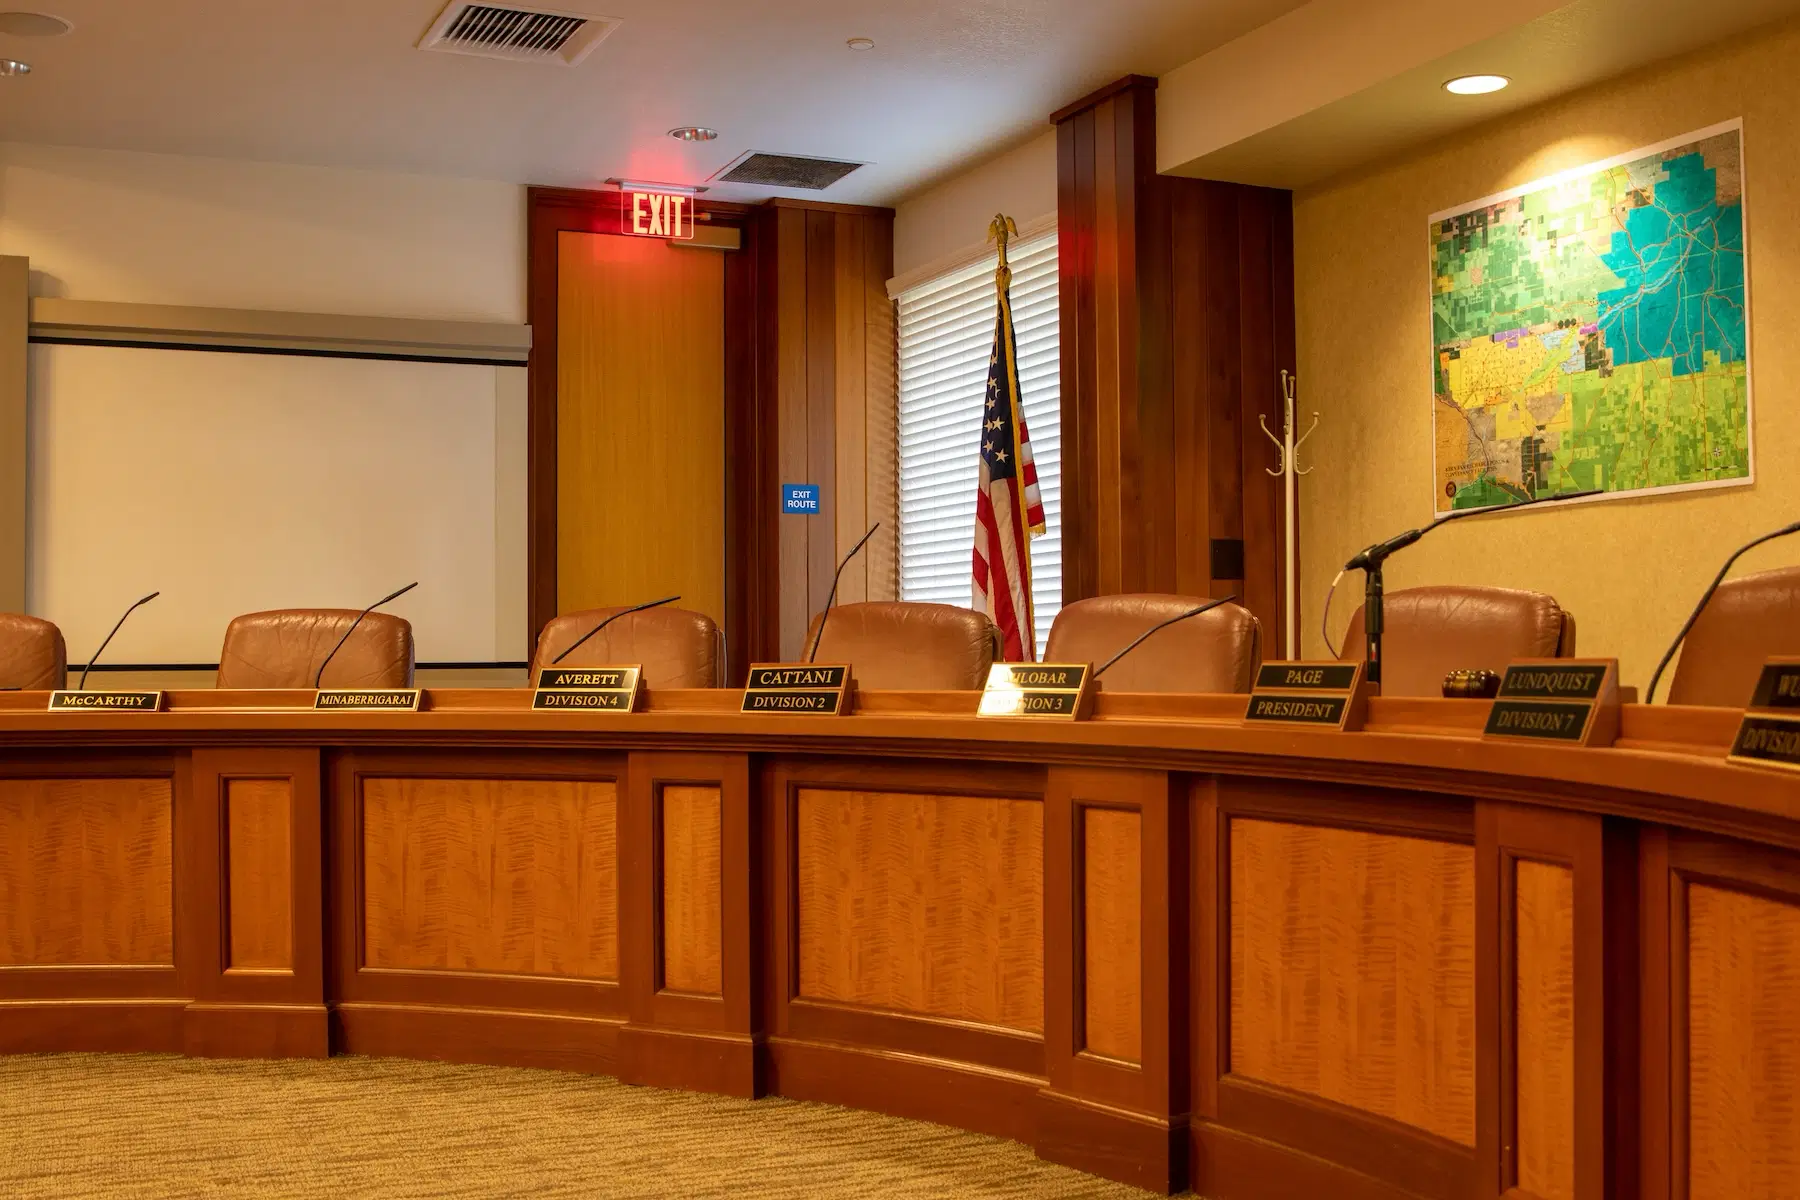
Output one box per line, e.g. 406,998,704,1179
0,1054,1167,1199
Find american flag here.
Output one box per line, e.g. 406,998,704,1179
972,227,1046,662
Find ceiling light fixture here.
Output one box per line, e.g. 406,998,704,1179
0,59,30,76
846,37,874,51
0,11,70,36
1443,74,1510,95
608,178,706,195
668,126,718,142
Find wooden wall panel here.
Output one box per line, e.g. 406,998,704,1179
1686,882,1800,1200
1082,807,1141,1062
226,778,293,972
863,221,899,603
796,788,1043,1032
1228,817,1476,1145
660,784,723,995
361,778,617,980
1515,859,1576,1200
0,778,172,966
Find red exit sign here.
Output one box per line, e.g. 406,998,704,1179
627,191,694,240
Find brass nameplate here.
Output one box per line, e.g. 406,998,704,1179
741,664,852,715
532,665,643,712
1746,658,1800,710
977,663,1093,720
1726,658,1800,773
47,690,163,712
314,689,422,711
1482,658,1618,747
1244,661,1368,731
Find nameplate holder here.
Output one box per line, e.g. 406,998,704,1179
532,665,644,712
1243,661,1369,731
1726,657,1800,773
1482,658,1618,747
313,689,423,711
47,690,163,712
741,664,852,715
977,663,1093,720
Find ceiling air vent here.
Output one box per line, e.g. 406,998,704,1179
418,2,619,65
711,152,865,191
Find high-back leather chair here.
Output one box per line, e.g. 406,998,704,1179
0,614,66,691
1668,565,1800,707
805,602,1000,691
1045,594,1260,693
1340,585,1576,697
216,610,414,690
531,606,726,689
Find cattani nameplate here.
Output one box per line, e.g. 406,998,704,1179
1727,658,1800,773
47,690,163,712
741,664,853,715
1482,659,1619,747
313,689,423,712
533,666,644,712
1244,662,1369,731
977,663,1094,720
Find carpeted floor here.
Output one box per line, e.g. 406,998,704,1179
0,1054,1170,1199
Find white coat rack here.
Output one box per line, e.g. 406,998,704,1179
1259,371,1319,658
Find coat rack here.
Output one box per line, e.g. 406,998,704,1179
1259,371,1319,658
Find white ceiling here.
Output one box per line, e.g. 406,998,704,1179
0,0,1308,205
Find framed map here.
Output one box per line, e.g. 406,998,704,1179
1429,120,1750,514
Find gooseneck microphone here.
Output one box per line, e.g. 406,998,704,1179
78,592,161,690
1645,519,1800,704
808,523,881,663
551,594,681,666
1343,489,1601,686
314,582,418,689
1092,595,1240,680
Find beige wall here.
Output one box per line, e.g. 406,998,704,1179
1295,19,1800,691
892,130,1057,280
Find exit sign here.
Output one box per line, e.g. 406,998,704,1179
627,191,694,240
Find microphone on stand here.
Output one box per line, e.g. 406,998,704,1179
551,594,682,665
1343,489,1601,687
808,523,881,662
1645,519,1800,704
77,592,161,690
1092,596,1240,680
314,582,418,689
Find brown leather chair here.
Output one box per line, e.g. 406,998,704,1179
1044,594,1260,693
0,614,66,691
805,602,1000,691
1340,585,1576,697
531,606,726,689
216,610,414,689
1668,565,1800,707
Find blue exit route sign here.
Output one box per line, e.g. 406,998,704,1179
782,484,820,514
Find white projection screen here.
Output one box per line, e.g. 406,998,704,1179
26,343,528,667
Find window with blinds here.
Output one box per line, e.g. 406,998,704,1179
896,232,1060,656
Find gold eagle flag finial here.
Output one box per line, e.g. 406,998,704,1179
988,213,1019,287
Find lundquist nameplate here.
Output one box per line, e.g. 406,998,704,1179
1482,658,1618,748
47,690,163,712
314,689,423,711
533,665,643,712
1243,661,1368,731
741,664,852,715
977,663,1094,720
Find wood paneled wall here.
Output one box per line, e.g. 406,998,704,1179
1054,78,1296,654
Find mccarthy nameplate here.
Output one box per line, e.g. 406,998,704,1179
47,690,163,712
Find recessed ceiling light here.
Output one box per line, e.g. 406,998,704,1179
608,178,707,195
0,59,30,76
1444,74,1510,95
668,126,718,142
846,37,874,51
0,11,70,37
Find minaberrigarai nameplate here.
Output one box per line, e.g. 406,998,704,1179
977,663,1094,720
1243,661,1369,731
313,689,423,711
1482,659,1618,748
532,665,644,712
741,664,852,715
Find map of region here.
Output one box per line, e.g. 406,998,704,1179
1430,122,1749,514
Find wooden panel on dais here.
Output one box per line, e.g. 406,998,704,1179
796,789,1043,1033
1687,882,1800,1200
659,785,723,995
0,778,173,967
555,230,726,627
1514,859,1575,1200
361,778,618,980
225,778,293,972
1083,806,1141,1062
1229,817,1476,1145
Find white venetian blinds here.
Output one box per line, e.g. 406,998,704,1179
895,232,1060,655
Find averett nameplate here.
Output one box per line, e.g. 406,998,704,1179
314,689,422,711
741,664,852,715
977,663,1094,720
47,690,163,712
1243,661,1368,731
533,665,643,712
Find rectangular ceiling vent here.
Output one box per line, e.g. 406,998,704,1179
712,152,866,191
419,2,619,65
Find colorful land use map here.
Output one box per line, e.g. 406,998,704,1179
1430,122,1749,514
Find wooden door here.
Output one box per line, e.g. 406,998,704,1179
556,232,726,627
